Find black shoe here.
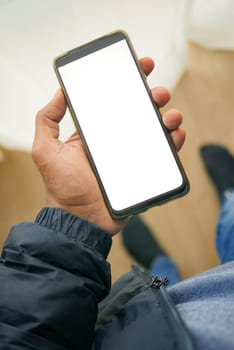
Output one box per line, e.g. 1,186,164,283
122,216,166,269
200,144,234,198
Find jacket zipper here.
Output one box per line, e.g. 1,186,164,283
149,275,169,288
132,263,195,350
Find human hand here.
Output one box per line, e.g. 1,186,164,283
32,57,185,235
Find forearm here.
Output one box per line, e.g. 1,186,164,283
0,207,112,349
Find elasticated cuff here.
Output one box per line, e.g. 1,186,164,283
35,207,112,259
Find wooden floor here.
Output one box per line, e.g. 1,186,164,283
1,43,234,282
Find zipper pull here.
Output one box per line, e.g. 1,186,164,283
150,276,169,288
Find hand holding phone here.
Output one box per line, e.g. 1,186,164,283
33,60,186,235
53,31,189,221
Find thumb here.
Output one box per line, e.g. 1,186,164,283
34,89,67,142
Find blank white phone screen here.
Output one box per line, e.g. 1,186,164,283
58,39,183,211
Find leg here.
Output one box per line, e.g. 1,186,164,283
122,216,180,286
216,190,234,263
200,144,234,263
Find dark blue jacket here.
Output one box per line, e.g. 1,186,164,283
0,208,193,349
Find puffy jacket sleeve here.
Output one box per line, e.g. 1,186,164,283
0,207,112,350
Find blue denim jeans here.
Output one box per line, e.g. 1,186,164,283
150,189,234,285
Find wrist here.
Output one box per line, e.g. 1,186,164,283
46,198,126,236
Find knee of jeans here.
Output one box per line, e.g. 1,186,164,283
217,199,234,263
220,193,234,226
215,192,234,262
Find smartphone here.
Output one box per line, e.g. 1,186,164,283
54,30,189,220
